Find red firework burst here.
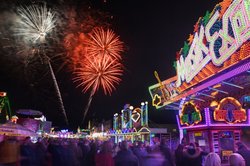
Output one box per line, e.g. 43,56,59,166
84,27,124,60
74,55,123,95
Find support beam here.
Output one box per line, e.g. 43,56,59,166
165,105,179,110
189,97,205,102
209,87,229,95
222,81,244,89
171,102,180,106
197,92,215,99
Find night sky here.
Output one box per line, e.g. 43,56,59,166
0,0,219,130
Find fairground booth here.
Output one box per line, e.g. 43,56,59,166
107,102,168,144
149,0,250,164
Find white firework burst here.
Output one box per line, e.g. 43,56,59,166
15,4,56,44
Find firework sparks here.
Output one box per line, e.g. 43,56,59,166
15,4,56,44
66,27,125,125
14,4,69,125
74,55,123,95
84,27,124,60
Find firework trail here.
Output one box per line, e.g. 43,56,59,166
15,4,69,125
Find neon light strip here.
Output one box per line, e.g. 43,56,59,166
171,102,181,106
166,104,179,110
189,97,205,102
198,92,215,99
209,87,229,94
176,115,181,129
164,60,250,106
221,81,244,89
205,108,211,126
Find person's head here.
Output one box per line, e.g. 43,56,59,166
160,138,167,146
101,141,112,153
181,137,187,145
138,141,144,148
229,153,245,166
236,142,248,151
204,152,221,166
187,143,196,155
176,144,184,152
120,141,129,150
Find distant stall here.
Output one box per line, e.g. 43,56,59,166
107,102,169,144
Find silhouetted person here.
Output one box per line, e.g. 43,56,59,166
175,144,185,166
236,142,250,166
160,139,174,166
182,143,204,166
114,141,139,166
229,153,245,166
204,152,221,166
0,136,20,166
95,141,114,166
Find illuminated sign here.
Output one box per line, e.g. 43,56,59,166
121,104,132,129
180,102,202,126
222,150,233,157
152,94,161,107
149,76,179,109
131,108,141,123
176,0,250,87
214,97,247,123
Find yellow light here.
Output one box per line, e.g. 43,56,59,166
213,84,221,88
211,91,218,96
210,101,219,107
152,94,161,107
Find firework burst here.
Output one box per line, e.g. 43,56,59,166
15,4,56,44
14,4,69,125
74,55,123,95
84,27,124,60
67,27,125,125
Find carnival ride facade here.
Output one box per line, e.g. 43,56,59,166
149,0,250,164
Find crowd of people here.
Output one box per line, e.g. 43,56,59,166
0,135,249,166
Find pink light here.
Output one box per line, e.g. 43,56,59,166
179,124,208,130
176,115,181,129
248,109,250,124
205,108,211,126
206,107,212,126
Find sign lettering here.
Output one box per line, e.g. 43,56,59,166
177,0,250,87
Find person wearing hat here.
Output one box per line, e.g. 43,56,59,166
182,143,206,166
